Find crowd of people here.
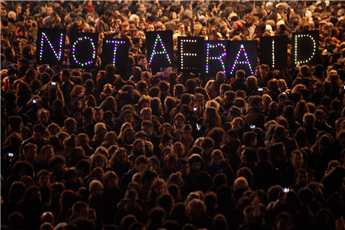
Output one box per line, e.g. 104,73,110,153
2,1,345,230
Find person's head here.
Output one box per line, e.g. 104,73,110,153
103,171,119,189
303,112,315,128
260,64,270,79
211,149,225,165
48,155,66,175
40,211,54,225
36,169,51,189
134,155,149,173
41,145,54,163
111,147,127,165
189,154,204,174
240,147,257,163
140,107,152,121
177,158,190,177
23,143,37,162
187,199,206,221
133,139,146,156
295,168,308,187
71,201,89,218
92,107,103,123
291,150,304,169
181,124,192,140
274,212,292,230
59,69,70,82
235,69,246,80
88,180,104,197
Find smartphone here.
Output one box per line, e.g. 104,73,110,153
51,82,56,86
258,88,263,92
343,85,345,89
33,100,37,104
283,92,286,94
241,107,245,112
8,153,14,158
250,125,256,129
193,107,197,111
196,124,201,130
282,187,290,193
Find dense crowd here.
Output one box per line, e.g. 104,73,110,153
2,1,345,230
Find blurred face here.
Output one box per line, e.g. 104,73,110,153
76,18,82,26
134,140,145,153
138,58,147,66
107,177,118,188
50,188,61,202
191,162,201,173
296,172,308,187
33,131,43,143
38,174,50,188
291,153,303,169
139,4,146,12
178,24,185,33
175,117,184,127
174,144,185,157
179,164,190,176
276,219,292,230
16,5,22,15
116,151,127,164
139,22,146,30
122,23,129,32
148,24,155,31
53,163,64,174
141,125,152,136
154,184,164,196
126,130,135,143
30,190,42,203
91,187,103,197
123,112,133,123
95,157,105,168
93,110,103,122
212,154,223,165
73,111,82,122
141,111,151,121
182,132,191,140
46,7,53,15
43,147,54,163
166,159,176,170
172,12,177,19
134,17,140,25
77,136,88,147
136,163,148,173
260,68,267,78
201,28,207,36
162,126,172,134
195,98,204,107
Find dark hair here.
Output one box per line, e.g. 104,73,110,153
33,124,46,135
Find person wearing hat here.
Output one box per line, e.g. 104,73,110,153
228,106,243,122
88,179,104,197
129,23,138,37
179,124,193,156
188,154,211,193
115,189,144,226
90,122,107,149
121,21,130,33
